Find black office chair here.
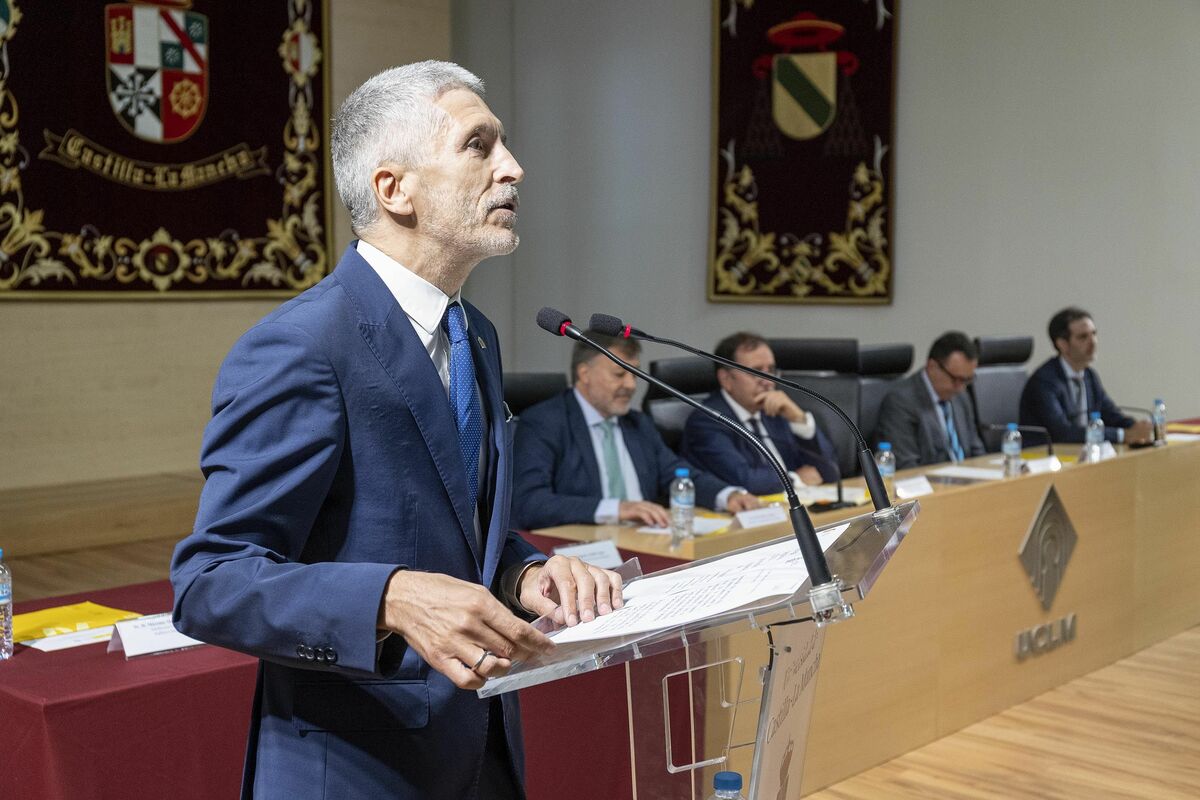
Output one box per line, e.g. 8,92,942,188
503,371,568,418
857,343,915,445
643,357,719,450
767,337,859,373
970,335,1034,451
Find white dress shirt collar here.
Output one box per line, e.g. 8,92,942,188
356,239,465,335
720,389,758,425
1059,356,1085,382
574,388,611,427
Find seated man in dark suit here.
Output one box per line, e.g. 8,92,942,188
513,332,759,530
875,331,987,469
1019,307,1151,445
679,332,840,494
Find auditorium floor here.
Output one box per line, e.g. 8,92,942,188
11,539,1200,799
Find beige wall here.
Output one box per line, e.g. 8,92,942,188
0,1,451,491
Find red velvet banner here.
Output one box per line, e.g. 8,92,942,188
709,0,897,304
0,0,331,298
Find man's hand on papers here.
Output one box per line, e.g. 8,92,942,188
517,555,624,628
378,570,553,690
619,500,671,528
726,490,761,512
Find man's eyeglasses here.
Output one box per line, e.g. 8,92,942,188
933,359,974,388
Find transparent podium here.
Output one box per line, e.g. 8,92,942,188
482,501,919,799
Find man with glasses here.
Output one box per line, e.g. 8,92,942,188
680,332,840,494
875,331,986,469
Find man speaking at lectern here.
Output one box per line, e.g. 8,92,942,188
170,62,621,799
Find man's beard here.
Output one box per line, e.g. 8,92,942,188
421,184,519,260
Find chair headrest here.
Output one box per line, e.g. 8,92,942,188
766,338,859,373
645,357,719,402
858,343,914,375
974,336,1034,366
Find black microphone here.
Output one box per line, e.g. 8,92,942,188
1118,405,1161,447
589,313,892,512
537,308,846,609
984,424,1055,456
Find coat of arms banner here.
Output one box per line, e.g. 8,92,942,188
709,0,896,304
0,0,330,298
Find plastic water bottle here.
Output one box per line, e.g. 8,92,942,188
1,548,12,661
1002,423,1023,477
875,442,896,496
669,468,695,547
1153,398,1167,445
1082,411,1105,463
707,771,747,800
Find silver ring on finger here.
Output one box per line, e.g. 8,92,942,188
469,648,491,672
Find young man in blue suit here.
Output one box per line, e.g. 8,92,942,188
170,62,622,800
680,332,840,494
512,332,760,531
1019,307,1151,445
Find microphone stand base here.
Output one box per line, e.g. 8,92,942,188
811,500,857,512
809,577,855,627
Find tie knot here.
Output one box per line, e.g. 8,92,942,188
443,303,468,344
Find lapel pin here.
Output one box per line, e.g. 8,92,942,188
476,336,486,350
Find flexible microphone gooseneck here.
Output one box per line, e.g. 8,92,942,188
984,423,1055,456
536,308,853,624
588,313,892,512
1118,405,1163,446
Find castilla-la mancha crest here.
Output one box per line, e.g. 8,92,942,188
105,0,209,143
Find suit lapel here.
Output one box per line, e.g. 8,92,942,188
619,415,656,501
467,305,507,582
565,392,604,496
336,246,481,567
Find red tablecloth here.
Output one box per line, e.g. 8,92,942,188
1,540,693,800
0,581,257,800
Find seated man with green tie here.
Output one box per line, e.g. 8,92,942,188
512,331,760,530
874,331,987,470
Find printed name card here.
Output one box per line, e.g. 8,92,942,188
107,613,205,659
734,505,790,530
894,476,935,499
551,540,624,569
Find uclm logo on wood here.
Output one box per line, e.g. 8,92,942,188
1015,486,1078,661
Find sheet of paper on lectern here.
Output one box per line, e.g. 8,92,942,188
548,523,850,645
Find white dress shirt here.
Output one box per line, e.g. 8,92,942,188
574,390,741,522
573,389,645,524
719,389,819,475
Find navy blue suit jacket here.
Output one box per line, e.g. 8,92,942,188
679,392,840,494
170,245,544,800
512,389,727,530
1019,357,1133,444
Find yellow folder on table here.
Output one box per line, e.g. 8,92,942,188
12,601,141,643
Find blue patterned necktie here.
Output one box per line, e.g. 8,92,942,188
940,401,966,462
443,303,482,512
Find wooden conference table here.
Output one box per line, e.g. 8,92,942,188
529,438,1200,795
3,440,1196,799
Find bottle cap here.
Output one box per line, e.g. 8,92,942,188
1007,422,1018,431
675,467,689,478
1155,398,1164,405
714,771,743,791
1090,411,1102,420
877,441,891,451
0,547,4,560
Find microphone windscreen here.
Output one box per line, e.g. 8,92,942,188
536,307,572,335
588,313,626,337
